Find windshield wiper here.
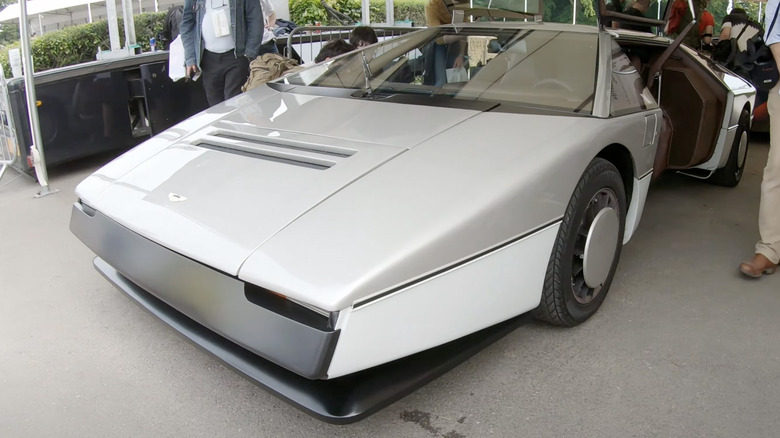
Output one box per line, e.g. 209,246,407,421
361,51,374,96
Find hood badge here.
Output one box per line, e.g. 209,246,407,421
168,193,188,202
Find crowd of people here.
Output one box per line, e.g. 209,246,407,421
179,0,377,106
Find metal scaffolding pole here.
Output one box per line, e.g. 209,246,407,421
362,0,370,24
18,0,58,197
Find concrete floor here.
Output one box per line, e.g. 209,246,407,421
1,136,778,438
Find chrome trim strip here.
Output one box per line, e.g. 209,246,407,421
353,217,563,309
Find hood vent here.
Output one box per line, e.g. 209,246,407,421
192,129,358,170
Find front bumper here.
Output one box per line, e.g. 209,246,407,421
70,201,531,423
70,201,339,379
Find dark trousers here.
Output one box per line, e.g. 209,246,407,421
200,49,250,106
258,39,279,55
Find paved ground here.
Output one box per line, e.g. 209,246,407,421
1,136,778,438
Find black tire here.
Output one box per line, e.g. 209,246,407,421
533,158,627,327
708,109,750,187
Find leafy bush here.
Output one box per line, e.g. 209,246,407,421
289,0,330,26
394,0,427,26
0,12,166,75
289,0,425,26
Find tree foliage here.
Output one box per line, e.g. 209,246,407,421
289,0,426,26
0,0,19,45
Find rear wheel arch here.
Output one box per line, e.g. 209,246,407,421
597,144,634,205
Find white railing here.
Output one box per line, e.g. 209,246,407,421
0,65,20,184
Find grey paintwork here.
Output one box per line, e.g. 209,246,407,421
70,203,339,379
71,22,754,379
76,81,659,312
74,24,753,312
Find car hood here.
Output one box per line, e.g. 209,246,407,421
75,89,485,276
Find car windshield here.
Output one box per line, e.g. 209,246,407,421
282,27,599,113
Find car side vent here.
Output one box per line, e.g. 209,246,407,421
192,129,357,170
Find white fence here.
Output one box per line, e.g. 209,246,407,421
0,65,20,184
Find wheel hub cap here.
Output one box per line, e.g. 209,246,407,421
737,131,748,169
582,207,619,289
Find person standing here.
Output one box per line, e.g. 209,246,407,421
699,0,715,48
620,0,653,33
258,0,279,55
180,0,264,106
424,0,465,86
740,0,780,277
603,0,624,29
349,26,379,49
664,0,689,36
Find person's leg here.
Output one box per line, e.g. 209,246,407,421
200,50,226,106
223,54,250,100
740,43,780,277
433,43,447,87
756,83,780,263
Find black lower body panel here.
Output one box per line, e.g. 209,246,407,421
95,256,530,424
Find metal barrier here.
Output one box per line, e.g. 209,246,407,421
0,65,20,184
285,25,423,64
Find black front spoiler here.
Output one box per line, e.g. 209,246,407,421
95,257,531,424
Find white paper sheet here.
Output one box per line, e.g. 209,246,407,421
168,35,186,81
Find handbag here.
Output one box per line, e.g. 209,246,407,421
747,42,779,91
748,2,780,91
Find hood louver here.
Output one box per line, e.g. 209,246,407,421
192,128,358,170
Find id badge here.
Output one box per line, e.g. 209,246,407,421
212,8,230,37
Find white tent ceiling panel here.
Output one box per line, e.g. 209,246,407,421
0,0,183,34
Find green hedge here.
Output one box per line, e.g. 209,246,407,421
289,0,426,27
0,12,166,76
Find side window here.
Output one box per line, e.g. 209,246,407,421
610,41,656,116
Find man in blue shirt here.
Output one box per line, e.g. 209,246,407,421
181,0,264,106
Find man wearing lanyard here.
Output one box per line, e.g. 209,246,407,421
740,0,780,277
181,0,264,106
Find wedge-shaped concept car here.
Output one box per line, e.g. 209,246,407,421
71,3,754,423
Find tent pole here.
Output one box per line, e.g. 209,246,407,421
122,0,137,47
362,0,370,24
18,0,58,197
385,0,393,24
105,0,121,51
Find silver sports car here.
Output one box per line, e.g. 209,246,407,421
70,1,754,423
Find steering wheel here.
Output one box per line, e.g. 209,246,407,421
533,78,574,93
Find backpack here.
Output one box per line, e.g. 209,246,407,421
160,5,184,49
714,12,780,92
743,36,779,91
241,54,301,92
746,3,780,91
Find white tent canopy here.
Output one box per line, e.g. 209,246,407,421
0,0,182,35
0,0,105,22
0,0,291,35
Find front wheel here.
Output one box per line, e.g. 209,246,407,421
533,158,627,327
708,109,750,187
